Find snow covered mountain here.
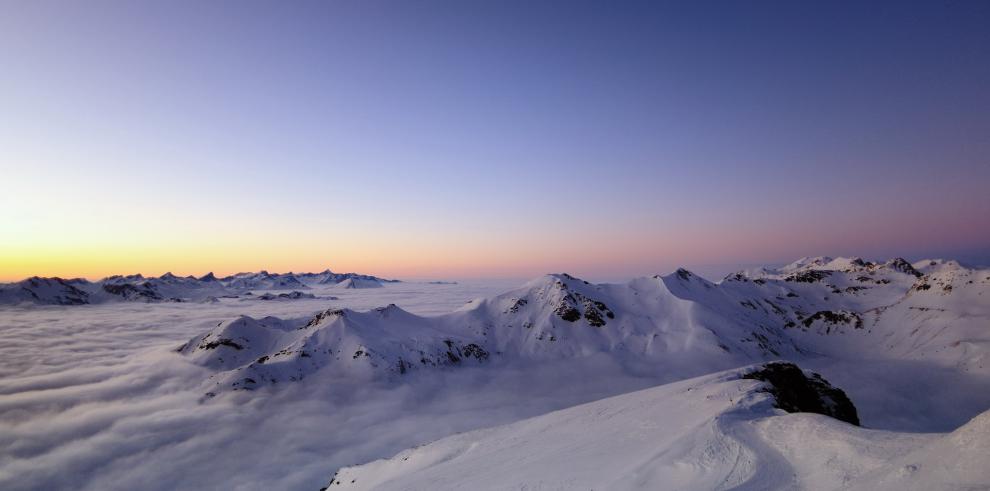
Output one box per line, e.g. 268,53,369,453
0,276,92,305
179,304,490,392
217,271,310,290
333,278,384,289
0,269,397,305
309,270,399,286
179,272,773,393
326,362,989,490
178,257,990,394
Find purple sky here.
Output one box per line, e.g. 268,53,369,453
1,1,988,280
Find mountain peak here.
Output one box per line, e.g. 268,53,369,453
883,258,922,277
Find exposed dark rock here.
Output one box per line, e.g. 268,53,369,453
583,308,606,327
743,331,780,356
741,362,860,426
102,283,164,302
886,258,922,277
20,277,92,305
801,310,864,330
256,291,316,301
555,303,581,322
592,300,614,319
305,308,346,328
785,270,832,283
461,343,489,361
849,258,870,268
506,298,528,314
199,338,244,350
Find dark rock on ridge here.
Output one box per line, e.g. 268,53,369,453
741,362,860,426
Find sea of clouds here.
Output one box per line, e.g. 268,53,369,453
2,279,988,490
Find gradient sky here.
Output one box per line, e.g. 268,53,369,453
1,0,989,281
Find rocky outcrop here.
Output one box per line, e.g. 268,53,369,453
741,362,860,425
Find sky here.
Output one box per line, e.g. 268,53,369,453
1,0,988,281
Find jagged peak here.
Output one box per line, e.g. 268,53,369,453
20,276,78,286
305,307,350,328
784,256,877,273
657,267,714,287
523,273,591,290
882,258,922,277
782,256,835,272
548,273,585,283
301,305,419,329
100,273,146,282
372,303,411,318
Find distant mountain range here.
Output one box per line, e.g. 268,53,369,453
0,269,398,305
178,256,989,394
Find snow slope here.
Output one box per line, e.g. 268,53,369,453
328,363,988,491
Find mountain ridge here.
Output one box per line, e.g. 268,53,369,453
0,269,399,305
178,256,990,394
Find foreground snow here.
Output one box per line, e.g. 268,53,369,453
328,363,988,491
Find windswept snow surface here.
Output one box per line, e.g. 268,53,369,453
1,258,989,490
330,364,988,491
